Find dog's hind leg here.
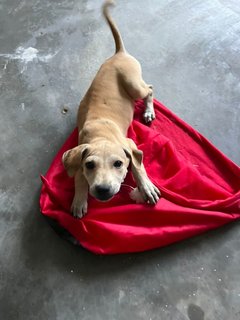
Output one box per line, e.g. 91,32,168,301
121,63,155,123
142,84,155,123
127,81,155,123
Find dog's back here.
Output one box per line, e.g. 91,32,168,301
77,1,143,136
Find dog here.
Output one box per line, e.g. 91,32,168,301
62,0,161,218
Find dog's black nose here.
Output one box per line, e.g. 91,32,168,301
95,185,110,194
95,185,112,201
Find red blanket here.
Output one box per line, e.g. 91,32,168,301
40,99,240,254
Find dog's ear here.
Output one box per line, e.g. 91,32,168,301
62,144,89,177
123,138,143,173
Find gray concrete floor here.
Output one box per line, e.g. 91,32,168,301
0,0,240,319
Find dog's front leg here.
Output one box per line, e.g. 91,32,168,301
124,138,160,205
132,165,160,205
71,169,88,219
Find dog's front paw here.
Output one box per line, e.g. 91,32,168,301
143,109,155,123
138,179,161,205
71,197,88,219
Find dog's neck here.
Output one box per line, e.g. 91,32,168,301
78,118,127,145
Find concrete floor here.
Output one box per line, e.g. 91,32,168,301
0,0,240,319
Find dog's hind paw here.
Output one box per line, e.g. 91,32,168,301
143,109,155,123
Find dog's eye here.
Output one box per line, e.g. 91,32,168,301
113,160,123,168
85,161,95,170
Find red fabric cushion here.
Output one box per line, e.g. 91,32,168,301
40,99,240,254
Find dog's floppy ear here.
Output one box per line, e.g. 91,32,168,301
62,144,89,177
123,138,143,173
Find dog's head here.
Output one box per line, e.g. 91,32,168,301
62,140,142,202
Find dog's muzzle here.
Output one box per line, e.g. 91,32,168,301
94,184,114,201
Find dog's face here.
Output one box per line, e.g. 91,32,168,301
63,142,130,201
82,142,130,201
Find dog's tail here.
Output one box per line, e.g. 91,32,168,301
102,0,126,53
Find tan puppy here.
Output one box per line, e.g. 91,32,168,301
62,0,160,218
